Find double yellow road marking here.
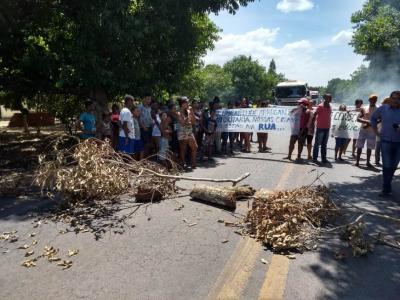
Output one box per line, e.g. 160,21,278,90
208,163,296,300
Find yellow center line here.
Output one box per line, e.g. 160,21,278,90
207,238,261,300
207,163,295,300
258,255,290,300
258,162,306,300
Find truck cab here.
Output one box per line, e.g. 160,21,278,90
273,81,309,106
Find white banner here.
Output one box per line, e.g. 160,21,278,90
216,107,362,139
216,107,299,133
331,111,361,139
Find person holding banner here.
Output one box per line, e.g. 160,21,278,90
334,105,350,161
284,98,311,162
313,94,333,164
355,95,378,168
371,91,400,197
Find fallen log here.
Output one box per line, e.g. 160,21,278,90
190,185,237,209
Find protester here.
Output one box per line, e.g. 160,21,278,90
306,100,315,159
375,97,392,166
257,101,270,153
334,104,349,161
132,105,144,160
221,101,235,155
176,97,198,169
151,101,161,155
159,111,172,164
167,101,179,161
139,93,154,156
312,94,332,164
213,97,222,154
77,100,97,139
204,109,217,160
284,98,310,162
192,100,204,158
344,99,363,157
240,98,251,153
355,95,378,168
99,111,112,141
111,104,120,150
371,91,400,197
118,95,135,155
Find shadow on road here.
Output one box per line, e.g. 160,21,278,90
305,173,400,300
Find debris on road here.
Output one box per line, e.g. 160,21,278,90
244,185,339,251
190,185,255,209
261,258,268,264
35,139,179,203
68,249,79,257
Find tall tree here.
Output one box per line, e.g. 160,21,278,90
0,0,254,115
267,59,277,74
223,55,269,100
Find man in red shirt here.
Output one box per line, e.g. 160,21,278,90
312,94,332,164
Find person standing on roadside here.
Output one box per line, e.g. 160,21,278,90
306,100,315,159
78,100,96,139
355,95,378,167
371,91,400,197
284,98,310,162
139,93,154,157
118,95,135,155
312,94,332,164
375,97,392,166
344,99,363,156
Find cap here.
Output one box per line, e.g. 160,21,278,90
298,98,309,106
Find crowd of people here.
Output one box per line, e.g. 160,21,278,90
77,94,268,169
283,91,400,197
78,90,400,197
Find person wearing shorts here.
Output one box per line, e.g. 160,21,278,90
284,98,310,162
118,95,135,155
355,95,378,167
334,104,349,161
139,94,154,157
176,97,198,169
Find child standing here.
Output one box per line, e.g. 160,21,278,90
111,104,120,150
204,110,217,160
100,111,112,142
334,104,349,161
132,106,144,160
159,112,172,163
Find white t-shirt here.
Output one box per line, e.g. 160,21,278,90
152,114,161,137
119,107,135,139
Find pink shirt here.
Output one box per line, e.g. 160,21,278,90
316,103,332,129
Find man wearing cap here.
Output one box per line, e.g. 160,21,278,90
312,94,332,164
284,98,310,161
371,91,400,197
355,94,378,167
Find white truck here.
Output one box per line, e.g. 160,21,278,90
272,80,309,106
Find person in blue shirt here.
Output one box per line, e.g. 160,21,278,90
371,91,400,197
78,100,96,139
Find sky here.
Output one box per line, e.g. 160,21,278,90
204,0,367,87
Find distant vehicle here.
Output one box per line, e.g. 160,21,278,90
309,90,320,105
272,80,309,106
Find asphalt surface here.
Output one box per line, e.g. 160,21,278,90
1,133,399,300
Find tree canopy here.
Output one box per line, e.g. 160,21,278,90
0,0,255,115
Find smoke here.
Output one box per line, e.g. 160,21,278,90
341,50,400,105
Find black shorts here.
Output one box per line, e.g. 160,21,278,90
140,127,153,145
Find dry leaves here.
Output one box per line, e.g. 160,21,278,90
244,186,339,251
35,138,179,203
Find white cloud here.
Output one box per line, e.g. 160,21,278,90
276,0,314,13
331,30,353,44
204,27,364,86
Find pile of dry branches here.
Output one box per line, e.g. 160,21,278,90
244,186,339,251
35,138,179,203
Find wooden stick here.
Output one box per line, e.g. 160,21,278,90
139,168,251,186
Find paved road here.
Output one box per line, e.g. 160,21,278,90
1,133,399,300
